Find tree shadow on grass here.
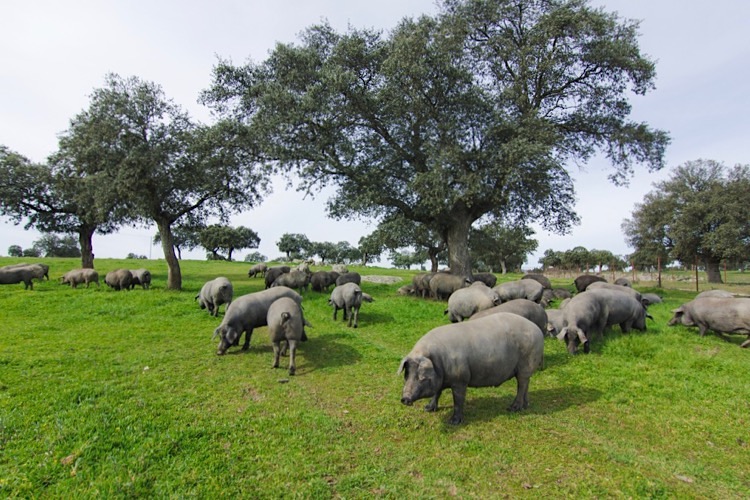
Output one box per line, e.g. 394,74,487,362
431,386,602,427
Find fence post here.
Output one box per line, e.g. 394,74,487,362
657,256,662,288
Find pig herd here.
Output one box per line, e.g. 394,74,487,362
4,260,748,425
0,262,151,291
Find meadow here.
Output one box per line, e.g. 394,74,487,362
1,257,748,498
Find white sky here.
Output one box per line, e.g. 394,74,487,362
2,0,749,267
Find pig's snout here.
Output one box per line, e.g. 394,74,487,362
401,397,413,406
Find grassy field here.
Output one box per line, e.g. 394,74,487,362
1,257,748,498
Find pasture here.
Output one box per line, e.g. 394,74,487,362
1,257,748,497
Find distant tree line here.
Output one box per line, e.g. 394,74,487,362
7,234,81,258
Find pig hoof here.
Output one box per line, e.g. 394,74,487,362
424,403,437,412
448,415,463,425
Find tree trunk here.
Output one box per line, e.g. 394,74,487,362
500,260,507,274
445,211,473,276
428,249,439,273
156,219,182,290
78,225,96,269
705,258,723,284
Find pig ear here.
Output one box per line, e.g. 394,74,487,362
556,327,568,341
671,306,684,314
397,358,408,375
576,329,588,343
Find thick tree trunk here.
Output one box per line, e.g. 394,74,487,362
500,260,507,274
156,219,182,290
78,225,96,269
705,259,723,284
445,211,473,277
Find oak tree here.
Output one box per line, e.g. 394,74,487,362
623,159,750,283
203,0,668,275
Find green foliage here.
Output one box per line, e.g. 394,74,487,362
243,251,267,263
7,245,23,257
1,257,749,497
198,224,260,261
539,246,627,273
624,159,750,282
276,233,311,260
470,223,537,273
21,247,42,257
367,216,446,272
202,0,668,276
31,234,81,258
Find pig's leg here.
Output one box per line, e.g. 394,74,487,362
448,385,467,425
425,389,442,412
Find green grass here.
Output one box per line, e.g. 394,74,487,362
1,258,749,497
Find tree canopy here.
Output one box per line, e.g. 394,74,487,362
197,225,260,261
0,145,120,268
623,159,750,283
202,0,668,276
277,233,312,261
77,74,267,289
469,224,538,273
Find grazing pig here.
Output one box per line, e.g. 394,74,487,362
429,273,472,300
3,262,50,280
586,281,643,304
545,309,565,338
311,271,339,292
614,277,632,287
0,267,36,289
573,274,606,293
641,293,663,306
469,298,548,335
412,272,435,299
444,281,500,322
335,272,361,287
398,313,544,425
669,297,750,347
493,279,544,303
397,284,415,296
272,269,311,293
196,277,234,317
214,286,303,355
264,266,291,289
60,269,100,288
558,288,649,354
129,268,151,290
247,263,268,278
472,272,497,288
329,282,373,328
522,273,552,289
267,297,311,375
105,269,133,291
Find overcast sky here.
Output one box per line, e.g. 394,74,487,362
2,0,749,268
